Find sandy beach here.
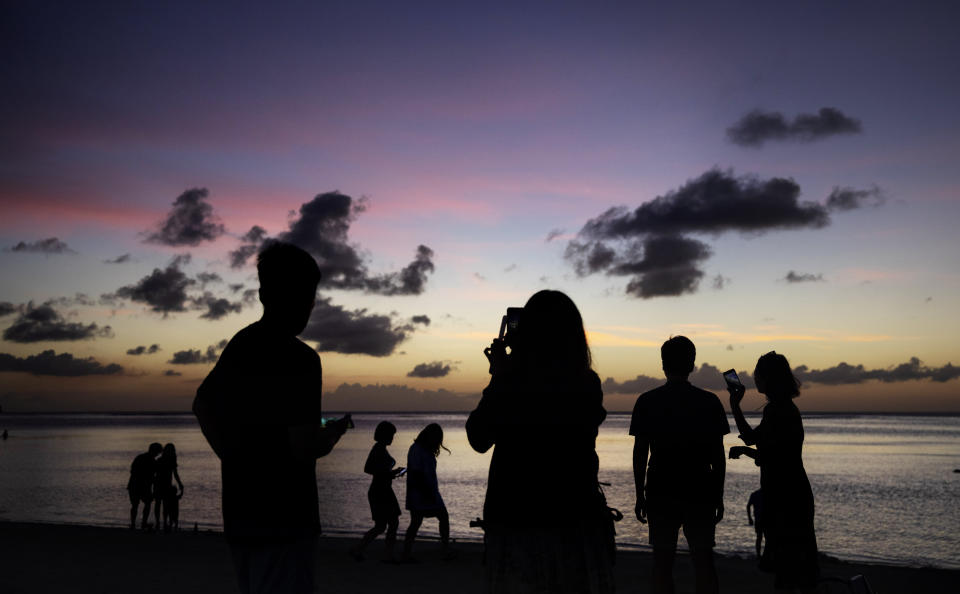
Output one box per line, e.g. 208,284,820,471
0,522,956,593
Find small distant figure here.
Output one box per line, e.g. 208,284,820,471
153,443,184,533
631,336,729,594
351,421,404,562
747,489,764,558
729,351,820,593
2,429,7,440
127,442,162,530
401,423,453,562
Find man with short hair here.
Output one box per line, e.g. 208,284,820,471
127,442,162,530
630,335,729,594
194,241,349,594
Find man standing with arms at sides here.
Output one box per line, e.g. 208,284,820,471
630,336,729,594
194,241,350,594
127,442,162,530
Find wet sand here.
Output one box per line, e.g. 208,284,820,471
0,522,957,593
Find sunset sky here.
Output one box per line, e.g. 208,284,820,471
2,1,958,412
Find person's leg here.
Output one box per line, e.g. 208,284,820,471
754,524,763,558
438,508,450,549
140,497,152,529
689,548,719,594
353,522,387,558
652,547,677,594
153,490,161,530
402,513,424,560
385,517,399,560
129,491,138,529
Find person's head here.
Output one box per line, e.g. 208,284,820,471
162,443,176,460
415,423,449,457
512,290,592,373
661,335,696,379
753,351,801,400
148,442,163,457
374,421,397,445
256,241,322,336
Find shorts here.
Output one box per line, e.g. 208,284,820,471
128,487,153,505
646,498,716,552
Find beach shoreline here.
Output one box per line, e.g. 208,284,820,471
1,521,957,593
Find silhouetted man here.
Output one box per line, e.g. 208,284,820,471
630,336,729,594
127,442,162,530
194,241,349,594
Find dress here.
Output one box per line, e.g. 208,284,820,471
405,441,445,516
365,443,401,524
466,368,614,594
744,399,819,589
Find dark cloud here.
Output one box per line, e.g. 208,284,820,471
110,255,195,315
192,292,243,320
48,293,98,307
126,344,160,356
795,357,960,385
411,315,431,326
196,272,222,288
725,344,735,351
0,302,19,317
242,289,259,304
363,245,436,296
0,350,123,376
601,373,660,395
300,297,412,357
545,229,565,242
784,271,824,283
145,188,225,246
227,194,436,295
2,302,113,343
712,275,730,290
103,253,133,264
229,226,268,269
580,169,828,238
826,186,885,211
727,107,862,147
7,237,75,254
163,370,183,377
228,283,245,293
168,339,227,365
567,169,841,298
407,361,453,378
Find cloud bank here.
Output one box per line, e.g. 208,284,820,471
0,350,123,376
2,302,113,343
168,339,227,365
407,361,453,378
126,344,161,356
7,237,75,254
301,297,414,357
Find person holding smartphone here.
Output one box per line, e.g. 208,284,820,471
727,351,819,593
351,421,405,562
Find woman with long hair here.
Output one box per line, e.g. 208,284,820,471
153,443,184,533
401,422,453,561
351,421,405,562
728,352,819,593
466,290,613,594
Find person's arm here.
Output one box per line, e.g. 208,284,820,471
466,372,506,454
746,499,754,525
193,373,226,459
728,383,758,445
288,418,348,460
711,439,725,524
632,435,649,523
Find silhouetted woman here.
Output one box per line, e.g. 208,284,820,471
728,352,819,593
351,421,404,562
401,423,453,561
153,443,184,533
466,290,613,593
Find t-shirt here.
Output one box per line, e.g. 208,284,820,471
629,379,730,501
195,321,323,543
128,452,156,492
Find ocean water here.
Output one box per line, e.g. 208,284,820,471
0,412,958,569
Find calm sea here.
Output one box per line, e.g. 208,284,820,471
0,412,958,569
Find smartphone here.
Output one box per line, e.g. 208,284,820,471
498,307,523,339
723,369,743,388
320,414,354,429
395,467,407,477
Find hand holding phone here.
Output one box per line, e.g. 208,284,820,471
723,369,745,404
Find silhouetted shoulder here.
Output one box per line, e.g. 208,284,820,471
629,381,729,437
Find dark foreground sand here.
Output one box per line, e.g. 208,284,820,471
0,522,956,593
